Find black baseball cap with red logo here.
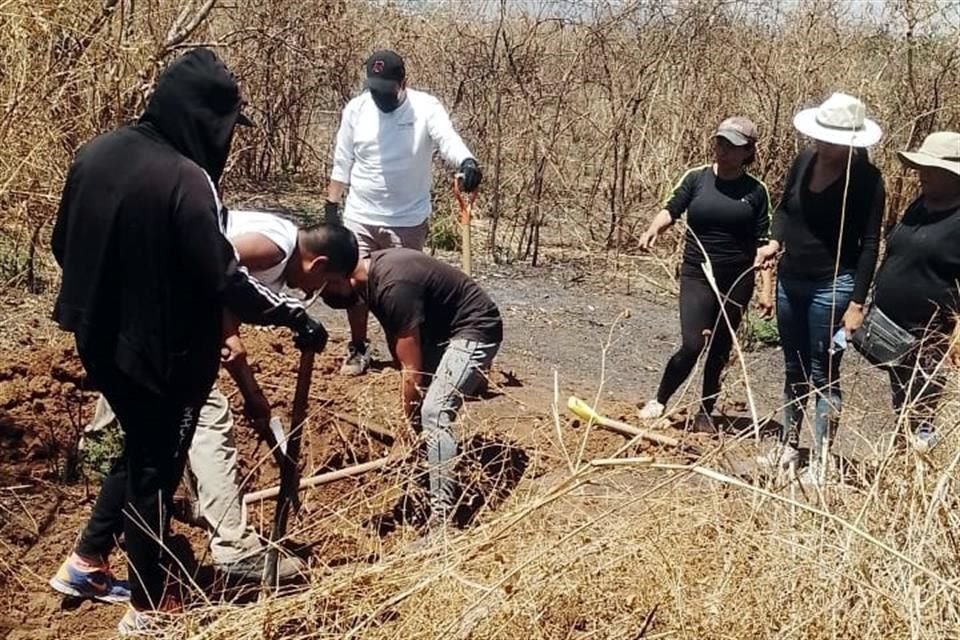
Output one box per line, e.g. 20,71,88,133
365,49,405,92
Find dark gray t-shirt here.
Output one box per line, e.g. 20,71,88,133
365,249,503,348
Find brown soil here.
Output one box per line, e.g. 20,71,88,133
0,286,634,639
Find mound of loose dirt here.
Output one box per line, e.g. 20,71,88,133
0,292,603,638
0,333,88,475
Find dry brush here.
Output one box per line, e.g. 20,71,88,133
1,0,959,286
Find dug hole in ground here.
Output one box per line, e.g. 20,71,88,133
0,252,957,639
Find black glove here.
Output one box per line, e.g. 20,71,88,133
324,200,341,224
458,158,482,193
291,310,328,352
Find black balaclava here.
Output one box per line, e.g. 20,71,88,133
140,48,250,184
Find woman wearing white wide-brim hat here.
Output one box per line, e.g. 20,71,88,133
863,131,960,454
754,93,886,486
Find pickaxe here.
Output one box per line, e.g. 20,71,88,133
567,396,702,457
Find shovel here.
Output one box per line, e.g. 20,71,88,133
262,349,313,592
262,415,299,512
266,416,289,457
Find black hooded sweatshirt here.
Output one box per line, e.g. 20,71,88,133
52,48,305,404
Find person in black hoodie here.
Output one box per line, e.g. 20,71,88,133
47,48,326,632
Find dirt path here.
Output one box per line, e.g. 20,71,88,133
465,258,892,458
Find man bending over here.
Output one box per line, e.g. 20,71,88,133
76,214,358,583
323,248,502,528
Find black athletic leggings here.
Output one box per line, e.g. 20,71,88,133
75,347,201,610
656,263,755,414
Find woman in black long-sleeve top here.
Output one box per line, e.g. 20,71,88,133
755,93,885,485
637,117,773,432
868,131,960,453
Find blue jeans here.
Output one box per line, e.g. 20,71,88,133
776,273,854,458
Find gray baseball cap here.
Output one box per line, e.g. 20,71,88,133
715,116,758,146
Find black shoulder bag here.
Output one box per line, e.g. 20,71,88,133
852,306,917,368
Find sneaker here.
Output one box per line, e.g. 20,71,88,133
911,428,941,453
637,400,665,420
406,511,452,554
756,442,800,471
688,411,716,434
117,606,166,637
216,550,306,583
49,553,131,603
340,340,371,376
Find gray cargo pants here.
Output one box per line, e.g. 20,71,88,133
420,337,500,517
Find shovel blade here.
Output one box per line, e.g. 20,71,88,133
269,416,288,456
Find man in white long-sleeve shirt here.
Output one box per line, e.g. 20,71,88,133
325,48,482,376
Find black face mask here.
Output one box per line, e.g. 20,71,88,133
322,289,360,310
370,88,401,113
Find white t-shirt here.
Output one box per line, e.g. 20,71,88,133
225,210,298,293
330,88,475,228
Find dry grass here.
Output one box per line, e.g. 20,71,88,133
150,401,960,639
118,313,960,640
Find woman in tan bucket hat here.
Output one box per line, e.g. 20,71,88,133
859,131,960,453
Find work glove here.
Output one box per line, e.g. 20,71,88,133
458,158,482,193
324,200,341,224
291,309,328,352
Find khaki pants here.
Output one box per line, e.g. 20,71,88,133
343,218,428,256
86,386,262,564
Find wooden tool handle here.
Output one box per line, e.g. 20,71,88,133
462,219,473,276
263,349,314,591
567,396,700,455
244,457,392,504
454,177,477,276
